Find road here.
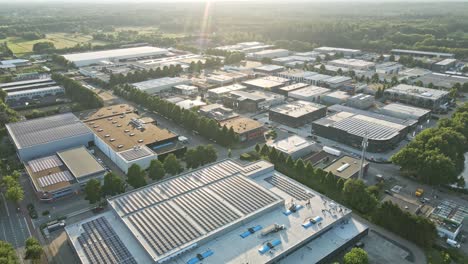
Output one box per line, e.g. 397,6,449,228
0,193,31,248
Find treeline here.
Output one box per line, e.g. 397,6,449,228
392,103,468,186
256,144,437,248
51,73,103,109
113,84,239,147
109,64,184,86
205,49,245,65
0,90,18,137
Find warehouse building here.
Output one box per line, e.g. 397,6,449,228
304,73,333,86
429,200,468,240
249,49,290,59
267,135,316,159
0,77,55,92
25,146,106,201
328,59,375,71
63,46,169,67
376,62,404,74
384,84,450,109
322,91,352,105
198,104,239,121
83,104,180,173
216,41,274,53
391,49,454,59
413,73,468,89
277,83,310,96
207,84,246,99
6,113,94,161
323,76,353,89
5,86,65,104
323,155,369,180
219,117,264,142
288,85,331,103
380,103,431,122
132,77,190,94
254,64,285,74
314,47,362,57
173,84,198,95
432,59,457,72
276,69,318,83
312,105,415,152
66,159,368,264
269,100,327,127
346,93,374,109
226,90,285,112
242,76,289,91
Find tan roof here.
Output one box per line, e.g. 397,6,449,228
323,156,368,180
85,112,176,152
219,117,263,134
83,104,135,121
25,159,72,193
57,146,105,179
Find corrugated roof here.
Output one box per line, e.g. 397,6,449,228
6,113,92,149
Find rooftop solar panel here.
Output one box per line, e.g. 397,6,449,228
38,170,73,187
265,175,315,201
27,155,63,172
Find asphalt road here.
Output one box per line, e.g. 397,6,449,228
0,193,31,248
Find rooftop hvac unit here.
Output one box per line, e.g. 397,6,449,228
323,146,341,156
336,163,350,172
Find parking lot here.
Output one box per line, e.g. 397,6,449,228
363,230,414,264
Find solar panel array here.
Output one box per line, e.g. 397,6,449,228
113,160,242,215
127,202,203,256
38,171,73,187
28,155,63,172
7,113,92,148
243,164,262,173
333,116,400,140
78,217,136,264
264,175,315,201
118,146,153,161
173,189,241,232
208,176,278,215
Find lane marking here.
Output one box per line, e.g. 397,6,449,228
0,193,10,217
23,217,31,237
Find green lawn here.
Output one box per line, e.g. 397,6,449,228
6,33,108,56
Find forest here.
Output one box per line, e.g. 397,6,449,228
0,2,468,57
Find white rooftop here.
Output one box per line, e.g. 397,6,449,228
63,46,168,63
270,100,326,118
385,84,449,100
267,135,315,154
289,86,331,97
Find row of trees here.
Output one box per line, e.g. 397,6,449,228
392,103,468,186
114,84,238,147
108,64,184,86
84,172,126,204
255,144,437,248
184,145,217,169
1,171,24,204
204,49,245,65
51,73,103,109
0,237,43,264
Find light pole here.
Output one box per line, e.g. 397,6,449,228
359,131,369,180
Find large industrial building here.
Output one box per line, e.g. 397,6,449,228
413,72,468,89
380,103,431,122
132,77,190,94
391,49,454,59
288,85,331,103
323,156,369,180
346,93,374,110
207,84,246,98
25,146,106,201
0,77,64,106
198,104,239,121
63,46,169,67
226,90,285,112
429,200,468,240
322,91,352,105
249,49,290,59
313,47,362,57
269,100,327,127
276,70,318,83
383,84,450,109
66,159,368,264
312,105,416,152
277,83,310,96
6,113,94,161
82,104,181,173
328,59,375,71
242,76,289,91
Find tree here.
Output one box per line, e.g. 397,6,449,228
164,154,183,175
24,237,43,262
5,185,24,203
32,42,55,53
343,179,377,213
0,240,18,263
344,248,368,264
148,160,165,181
127,164,147,188
84,179,102,204
102,172,125,196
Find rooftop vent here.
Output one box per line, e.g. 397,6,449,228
138,139,144,143
129,133,135,137
124,129,130,133
93,125,99,128
117,144,124,148
97,129,103,132
104,134,110,138
117,124,122,127
110,138,115,142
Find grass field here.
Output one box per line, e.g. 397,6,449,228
6,33,108,56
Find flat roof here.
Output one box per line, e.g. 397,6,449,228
63,46,168,62
391,49,454,57
382,195,420,215
414,73,468,88
83,104,176,152
0,78,53,89
279,83,310,92
25,155,73,193
289,86,331,97
253,49,289,55
330,59,375,68
219,116,264,134
57,146,105,179
270,100,326,118
208,84,246,95
254,65,285,72
323,156,368,180
323,91,351,100
242,77,287,89
6,86,64,97
132,77,189,92
304,73,332,82
314,47,361,53
324,76,352,84
385,84,450,100
278,69,318,79
381,103,430,118
435,58,457,66
6,113,92,150
267,135,314,154
68,159,363,264
430,200,468,232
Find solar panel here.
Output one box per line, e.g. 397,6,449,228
78,217,136,264
265,175,315,201
28,155,63,172
38,171,73,187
